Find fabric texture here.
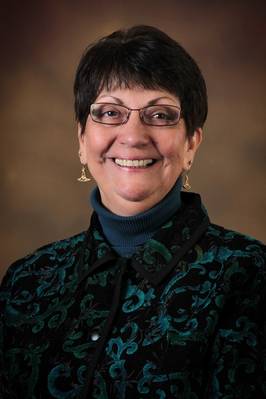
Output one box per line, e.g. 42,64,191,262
0,192,265,399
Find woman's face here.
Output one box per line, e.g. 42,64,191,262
78,86,202,216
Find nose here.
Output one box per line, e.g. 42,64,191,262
117,110,151,148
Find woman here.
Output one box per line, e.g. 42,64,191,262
0,25,265,399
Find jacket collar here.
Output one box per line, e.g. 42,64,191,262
84,193,210,286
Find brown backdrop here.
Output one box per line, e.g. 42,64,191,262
1,0,266,279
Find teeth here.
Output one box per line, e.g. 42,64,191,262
115,159,153,167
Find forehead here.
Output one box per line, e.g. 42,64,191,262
95,84,180,106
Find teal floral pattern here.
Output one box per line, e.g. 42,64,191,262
0,193,265,398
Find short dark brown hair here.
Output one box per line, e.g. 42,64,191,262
74,25,208,135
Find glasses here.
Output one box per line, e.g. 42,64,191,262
90,103,182,126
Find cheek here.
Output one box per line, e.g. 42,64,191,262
158,136,187,162
84,129,111,159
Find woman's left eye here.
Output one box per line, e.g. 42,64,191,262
152,112,169,119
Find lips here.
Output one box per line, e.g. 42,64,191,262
114,159,154,167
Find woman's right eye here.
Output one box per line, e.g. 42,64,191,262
91,104,125,124
97,106,121,119
103,110,119,117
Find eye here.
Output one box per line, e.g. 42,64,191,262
94,105,121,119
144,105,180,125
150,107,176,120
106,111,118,116
103,109,120,118
152,111,170,120
90,103,129,125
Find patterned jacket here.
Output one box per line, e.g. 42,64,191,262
0,193,265,398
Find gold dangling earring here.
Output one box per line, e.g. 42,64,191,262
77,165,91,182
182,174,191,191
182,160,192,190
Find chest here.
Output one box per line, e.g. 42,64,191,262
4,257,225,398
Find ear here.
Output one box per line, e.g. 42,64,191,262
78,123,87,164
183,128,203,171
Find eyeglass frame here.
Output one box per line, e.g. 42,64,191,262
89,102,182,127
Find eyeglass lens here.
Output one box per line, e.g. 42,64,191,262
90,103,180,126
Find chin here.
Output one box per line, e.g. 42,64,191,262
117,187,155,203
119,185,168,207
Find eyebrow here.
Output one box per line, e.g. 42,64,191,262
97,95,124,104
147,97,177,106
96,95,178,106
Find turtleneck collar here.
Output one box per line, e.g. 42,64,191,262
90,177,183,257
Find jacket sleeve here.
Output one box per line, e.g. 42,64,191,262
205,245,266,398
0,266,17,398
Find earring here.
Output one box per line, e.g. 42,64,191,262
182,174,191,190
182,160,192,190
77,165,91,182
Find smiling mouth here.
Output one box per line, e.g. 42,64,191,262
114,158,156,168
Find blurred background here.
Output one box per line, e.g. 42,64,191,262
1,0,266,279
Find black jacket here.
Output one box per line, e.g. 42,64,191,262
0,193,265,398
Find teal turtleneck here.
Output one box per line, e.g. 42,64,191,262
90,177,182,257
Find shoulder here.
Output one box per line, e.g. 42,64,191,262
181,192,265,261
206,223,265,255
0,231,87,291
202,223,265,293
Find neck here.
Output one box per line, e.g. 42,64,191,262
90,178,183,257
